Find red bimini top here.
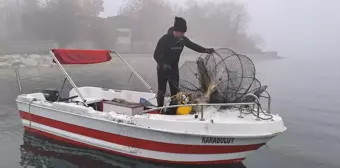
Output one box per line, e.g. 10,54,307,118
52,49,112,64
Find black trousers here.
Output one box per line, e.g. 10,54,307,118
156,66,179,107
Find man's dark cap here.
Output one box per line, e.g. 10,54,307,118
173,16,187,33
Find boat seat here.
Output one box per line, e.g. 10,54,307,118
69,87,116,104
26,93,47,101
71,97,102,104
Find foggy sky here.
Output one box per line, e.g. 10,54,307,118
101,0,340,58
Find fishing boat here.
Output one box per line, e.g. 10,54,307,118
15,48,286,165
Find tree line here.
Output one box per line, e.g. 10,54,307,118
119,0,263,53
0,0,264,53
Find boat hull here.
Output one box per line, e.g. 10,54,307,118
17,101,275,165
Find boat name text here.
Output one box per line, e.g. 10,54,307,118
201,137,235,144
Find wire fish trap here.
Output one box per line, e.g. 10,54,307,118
178,48,267,104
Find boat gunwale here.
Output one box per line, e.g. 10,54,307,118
16,98,286,138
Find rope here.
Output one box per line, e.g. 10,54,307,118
242,103,273,120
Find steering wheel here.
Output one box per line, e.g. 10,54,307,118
59,95,79,102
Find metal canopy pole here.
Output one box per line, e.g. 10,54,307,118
49,51,88,106
110,50,154,93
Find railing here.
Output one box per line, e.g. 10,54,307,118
260,90,271,114
141,93,273,121
240,92,273,120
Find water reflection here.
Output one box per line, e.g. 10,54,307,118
20,131,246,168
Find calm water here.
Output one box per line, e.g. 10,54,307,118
0,56,339,168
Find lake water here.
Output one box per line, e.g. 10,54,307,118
0,55,339,168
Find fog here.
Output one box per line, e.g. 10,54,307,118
243,0,340,58
0,2,340,167
1,0,339,58
102,0,340,58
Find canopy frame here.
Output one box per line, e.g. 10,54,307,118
49,49,153,106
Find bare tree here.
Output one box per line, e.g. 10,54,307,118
77,0,104,17
119,0,174,44
176,0,258,52
20,0,105,47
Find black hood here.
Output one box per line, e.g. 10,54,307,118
167,26,184,44
167,27,174,34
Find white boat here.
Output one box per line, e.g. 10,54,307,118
15,49,286,165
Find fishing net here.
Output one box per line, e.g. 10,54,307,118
178,48,267,103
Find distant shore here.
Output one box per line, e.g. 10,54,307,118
0,51,283,69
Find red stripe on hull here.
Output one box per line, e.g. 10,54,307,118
24,126,245,165
19,111,264,154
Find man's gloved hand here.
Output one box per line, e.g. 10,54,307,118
205,48,215,54
163,64,172,73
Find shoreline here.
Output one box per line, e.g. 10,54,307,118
0,52,283,69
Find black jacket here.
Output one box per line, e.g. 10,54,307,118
154,27,207,69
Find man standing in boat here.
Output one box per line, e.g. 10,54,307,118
153,16,214,114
